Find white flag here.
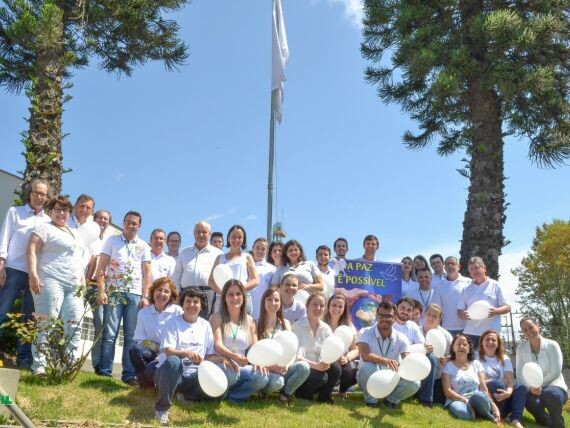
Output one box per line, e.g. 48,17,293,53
272,0,289,124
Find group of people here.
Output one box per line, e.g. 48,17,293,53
0,180,567,427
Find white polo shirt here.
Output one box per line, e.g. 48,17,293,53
158,315,215,377
357,324,410,365
432,275,471,331
101,234,151,295
150,251,176,282
283,300,306,324
406,287,436,323
457,278,509,336
0,204,50,272
133,303,183,344
172,244,222,289
393,320,425,345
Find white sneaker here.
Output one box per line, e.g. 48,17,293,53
509,420,524,428
154,409,169,425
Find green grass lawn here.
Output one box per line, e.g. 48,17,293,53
9,372,570,427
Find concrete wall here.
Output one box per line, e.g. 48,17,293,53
0,169,23,221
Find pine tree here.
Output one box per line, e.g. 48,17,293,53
361,0,569,277
0,0,189,197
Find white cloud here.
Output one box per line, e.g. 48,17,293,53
204,212,223,222
326,0,364,29
241,214,258,222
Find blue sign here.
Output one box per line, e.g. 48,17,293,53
335,260,402,330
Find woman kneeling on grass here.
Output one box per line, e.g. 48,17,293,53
129,277,183,387
478,329,527,428
442,334,501,422
257,287,310,405
291,291,341,404
210,279,269,404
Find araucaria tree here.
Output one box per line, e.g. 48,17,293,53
0,0,189,196
513,220,570,363
361,1,569,277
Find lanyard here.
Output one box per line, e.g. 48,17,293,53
419,289,433,309
231,324,239,342
376,337,392,358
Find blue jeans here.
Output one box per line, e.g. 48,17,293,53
487,379,527,421
525,386,568,428
262,361,310,396
129,342,158,388
357,362,420,405
99,292,140,381
31,274,83,373
154,356,223,411
446,390,495,421
418,352,438,403
0,267,34,366
221,364,269,403
84,285,104,370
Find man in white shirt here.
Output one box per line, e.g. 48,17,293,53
356,301,419,408
149,229,176,282
432,256,470,337
172,220,222,316
96,210,152,385
361,234,379,262
457,256,511,349
0,179,51,368
407,269,436,324
209,231,224,250
429,254,446,288
67,194,95,270
315,245,335,300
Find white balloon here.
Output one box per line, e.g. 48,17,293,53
399,353,431,381
295,289,310,305
408,343,427,354
366,370,400,399
213,264,233,289
198,361,228,398
78,222,101,247
320,336,345,364
426,329,447,358
274,330,299,366
522,362,544,388
247,339,283,367
334,325,353,352
467,300,491,320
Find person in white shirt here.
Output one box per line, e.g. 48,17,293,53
271,240,323,294
517,317,567,428
96,211,152,385
457,256,511,349
329,237,348,272
172,221,221,316
166,231,181,259
84,208,116,374
278,274,306,324
315,245,335,301
401,256,419,297
356,301,420,408
129,277,182,388
149,229,176,282
27,196,85,376
250,237,276,320
361,234,379,262
429,254,447,288
406,269,436,324
0,179,51,368
477,329,527,428
66,194,95,270
153,287,231,425
432,256,470,337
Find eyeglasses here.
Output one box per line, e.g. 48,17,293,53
52,207,69,214
31,191,48,198
376,313,394,319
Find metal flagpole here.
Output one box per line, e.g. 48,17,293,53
267,89,276,242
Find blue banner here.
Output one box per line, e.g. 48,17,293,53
334,260,402,330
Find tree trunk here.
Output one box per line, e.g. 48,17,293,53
20,6,66,199
459,77,506,279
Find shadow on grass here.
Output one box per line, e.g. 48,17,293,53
79,376,127,393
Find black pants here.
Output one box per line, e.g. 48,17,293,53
339,361,358,393
295,362,342,402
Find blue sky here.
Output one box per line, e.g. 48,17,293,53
1,0,569,308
